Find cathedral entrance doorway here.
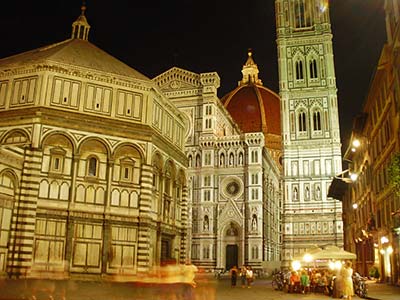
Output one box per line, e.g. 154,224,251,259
225,244,238,270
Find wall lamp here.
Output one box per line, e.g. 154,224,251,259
335,169,358,184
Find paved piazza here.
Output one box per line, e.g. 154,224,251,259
1,274,400,300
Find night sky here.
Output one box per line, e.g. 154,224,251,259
0,0,386,150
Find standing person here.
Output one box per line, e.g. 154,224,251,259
246,266,254,288
300,270,310,294
240,266,247,288
230,266,238,287
341,261,354,300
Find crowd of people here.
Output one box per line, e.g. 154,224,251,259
229,266,254,288
283,261,355,299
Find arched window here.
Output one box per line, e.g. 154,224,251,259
88,157,98,176
313,111,321,131
294,0,313,28
298,111,307,132
295,60,304,80
309,59,318,78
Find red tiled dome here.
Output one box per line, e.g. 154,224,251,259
222,50,282,152
222,84,281,136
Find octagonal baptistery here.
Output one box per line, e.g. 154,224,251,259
222,50,282,160
0,5,188,280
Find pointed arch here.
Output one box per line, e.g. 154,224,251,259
298,110,307,132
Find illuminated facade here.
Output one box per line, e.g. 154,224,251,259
339,0,400,284
275,0,344,266
154,53,282,272
0,8,188,279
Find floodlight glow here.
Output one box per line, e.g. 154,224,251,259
352,139,361,148
350,173,358,182
380,249,385,255
303,253,313,263
381,236,389,244
352,203,358,209
334,261,342,270
387,246,393,254
292,260,301,271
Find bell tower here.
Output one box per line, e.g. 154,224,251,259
275,0,343,266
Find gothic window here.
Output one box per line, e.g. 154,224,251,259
204,152,211,166
204,175,211,187
309,59,318,79
205,118,212,129
87,156,98,177
205,105,212,115
251,188,259,200
295,60,304,80
294,0,313,28
298,111,307,132
251,173,258,185
313,110,322,131
203,190,211,201
251,150,259,163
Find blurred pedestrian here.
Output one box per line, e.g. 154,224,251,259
341,261,354,300
230,266,238,287
300,270,310,294
246,266,254,288
240,266,247,288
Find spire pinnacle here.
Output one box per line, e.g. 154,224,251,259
239,49,262,86
71,1,91,41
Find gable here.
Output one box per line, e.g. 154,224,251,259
153,67,201,92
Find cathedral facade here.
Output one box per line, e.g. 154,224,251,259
153,52,282,272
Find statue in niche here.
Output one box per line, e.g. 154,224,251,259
293,187,298,201
220,154,225,166
188,156,192,168
196,155,200,167
305,186,310,199
229,153,234,165
252,214,257,231
239,152,243,165
315,185,321,200
203,216,209,231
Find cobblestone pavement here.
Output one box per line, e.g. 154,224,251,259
0,275,399,300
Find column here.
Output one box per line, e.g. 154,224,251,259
7,147,43,278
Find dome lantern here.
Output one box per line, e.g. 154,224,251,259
71,2,91,41
239,49,262,86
